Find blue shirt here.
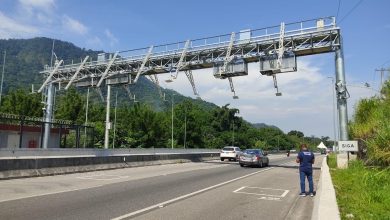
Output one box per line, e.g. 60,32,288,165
297,150,315,172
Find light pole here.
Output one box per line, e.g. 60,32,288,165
0,50,6,107
327,76,337,151
171,94,175,149
83,87,90,148
232,117,235,146
184,107,187,149
112,91,118,149
104,85,111,149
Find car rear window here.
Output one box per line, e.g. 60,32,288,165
223,147,234,151
244,150,260,154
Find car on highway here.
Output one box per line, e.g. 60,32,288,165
220,146,241,161
239,149,269,167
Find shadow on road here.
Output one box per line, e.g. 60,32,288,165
269,164,321,170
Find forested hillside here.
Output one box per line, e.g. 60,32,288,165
0,37,329,149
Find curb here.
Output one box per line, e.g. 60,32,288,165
311,156,340,220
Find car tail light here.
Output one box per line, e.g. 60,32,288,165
256,155,261,160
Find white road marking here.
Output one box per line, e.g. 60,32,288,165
77,175,129,181
258,196,281,201
0,162,228,203
280,189,290,198
233,186,289,198
111,161,292,220
233,186,246,193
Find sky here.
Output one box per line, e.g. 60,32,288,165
0,0,390,139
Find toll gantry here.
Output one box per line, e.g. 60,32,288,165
38,16,349,149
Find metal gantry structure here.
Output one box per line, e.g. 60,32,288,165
38,16,349,149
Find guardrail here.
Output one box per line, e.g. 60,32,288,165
0,148,220,159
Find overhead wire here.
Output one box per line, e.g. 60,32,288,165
336,0,341,21
338,0,364,24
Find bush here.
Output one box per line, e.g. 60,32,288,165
331,160,390,219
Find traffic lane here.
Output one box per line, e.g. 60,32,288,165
0,161,229,203
0,157,293,220
130,156,324,220
0,154,286,203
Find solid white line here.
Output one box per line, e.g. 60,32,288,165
233,186,246,193
281,190,290,198
111,161,292,220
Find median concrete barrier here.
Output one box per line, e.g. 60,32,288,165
0,152,218,179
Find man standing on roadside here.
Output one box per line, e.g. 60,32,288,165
296,144,315,197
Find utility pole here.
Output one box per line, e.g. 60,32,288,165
0,50,6,107
375,68,390,90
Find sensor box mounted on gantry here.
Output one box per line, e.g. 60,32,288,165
213,58,248,79
259,52,297,76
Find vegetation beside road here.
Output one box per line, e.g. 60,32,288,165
349,80,390,166
329,78,390,219
330,159,390,220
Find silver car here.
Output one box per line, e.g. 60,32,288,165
239,149,269,167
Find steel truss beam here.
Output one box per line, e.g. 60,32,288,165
123,84,135,101
148,74,163,98
134,46,154,83
171,40,190,80
184,70,200,97
38,60,63,93
65,56,89,90
97,52,118,87
39,17,339,91
277,22,285,68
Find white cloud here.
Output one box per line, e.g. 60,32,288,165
86,36,103,48
62,15,88,35
17,0,56,25
160,57,373,137
18,0,56,13
104,29,118,47
0,11,39,38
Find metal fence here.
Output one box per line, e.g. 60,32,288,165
0,113,95,149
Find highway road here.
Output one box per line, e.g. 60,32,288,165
0,154,324,220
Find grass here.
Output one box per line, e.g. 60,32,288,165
327,153,337,169
330,159,390,219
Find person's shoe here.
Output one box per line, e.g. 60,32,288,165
299,193,306,197
309,192,314,197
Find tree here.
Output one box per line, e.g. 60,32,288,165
288,130,304,138
0,89,43,117
55,88,84,123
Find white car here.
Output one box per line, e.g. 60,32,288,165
220,146,241,161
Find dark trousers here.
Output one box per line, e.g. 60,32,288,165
299,169,313,193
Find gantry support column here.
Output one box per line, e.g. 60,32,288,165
43,83,54,149
104,85,111,149
335,47,349,141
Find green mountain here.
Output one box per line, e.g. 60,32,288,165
0,37,216,110
252,123,280,130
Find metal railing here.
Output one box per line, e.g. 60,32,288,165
42,17,337,73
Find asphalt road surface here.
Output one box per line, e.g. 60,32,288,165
0,154,324,220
